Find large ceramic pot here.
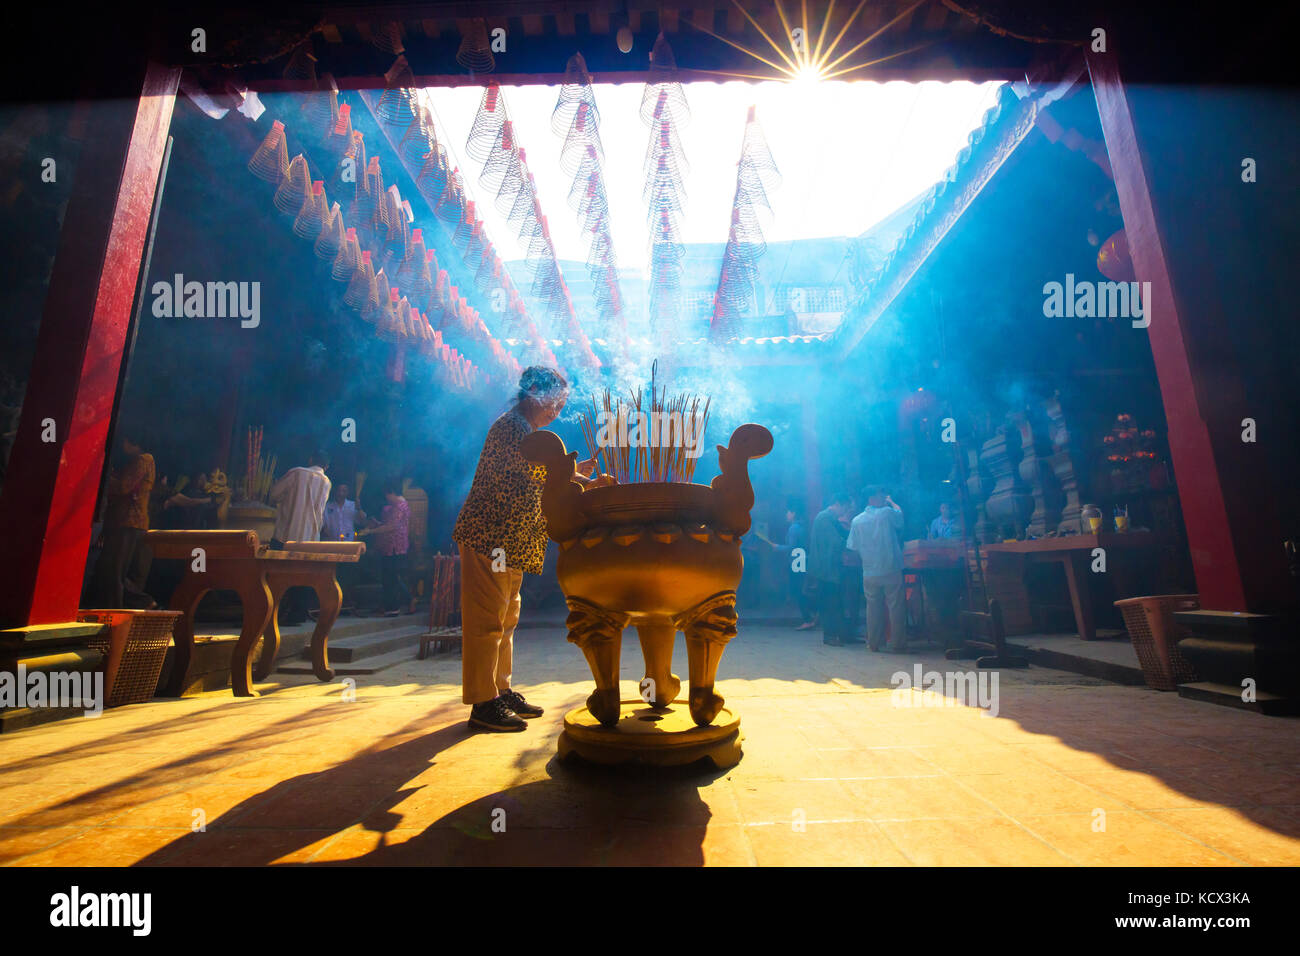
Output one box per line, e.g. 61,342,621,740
522,424,773,731
223,502,277,544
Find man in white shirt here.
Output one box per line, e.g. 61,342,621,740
269,451,331,625
270,451,332,545
845,485,906,652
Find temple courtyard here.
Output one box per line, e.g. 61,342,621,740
1,624,1296,867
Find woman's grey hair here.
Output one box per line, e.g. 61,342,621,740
515,366,569,406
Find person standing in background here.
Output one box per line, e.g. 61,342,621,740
772,497,815,630
322,482,365,542
928,501,957,539
809,492,853,646
847,485,906,652
269,450,331,626
359,477,412,617
93,431,157,609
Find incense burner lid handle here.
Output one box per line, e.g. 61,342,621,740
520,429,585,543
711,423,774,536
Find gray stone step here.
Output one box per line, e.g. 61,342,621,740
275,643,421,676
295,623,427,662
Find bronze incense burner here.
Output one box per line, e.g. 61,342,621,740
521,423,772,768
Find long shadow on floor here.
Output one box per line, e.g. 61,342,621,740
130,711,720,866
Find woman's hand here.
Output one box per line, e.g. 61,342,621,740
576,456,597,478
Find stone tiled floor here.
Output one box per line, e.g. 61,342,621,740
1,625,1297,866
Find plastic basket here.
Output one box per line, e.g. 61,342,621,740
79,609,183,707
1114,594,1200,691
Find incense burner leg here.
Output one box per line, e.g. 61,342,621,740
565,598,629,727
635,623,681,709
678,591,739,726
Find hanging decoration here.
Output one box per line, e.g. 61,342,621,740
465,80,601,372
553,52,626,347
641,34,690,356
710,105,780,344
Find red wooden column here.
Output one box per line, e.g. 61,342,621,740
0,64,180,628
1087,51,1249,613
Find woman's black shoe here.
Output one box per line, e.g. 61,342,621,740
469,698,526,732
498,688,544,718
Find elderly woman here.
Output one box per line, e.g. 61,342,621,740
453,366,594,732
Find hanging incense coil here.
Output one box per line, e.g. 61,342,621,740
248,120,289,184
314,203,343,260
416,147,451,204
465,82,506,162
455,18,495,73
293,180,328,239
326,103,355,154
452,201,477,246
375,55,418,125
559,102,603,177
326,132,365,201
366,20,406,55
283,41,318,84
433,169,466,223
551,52,599,136
274,155,311,214
333,227,362,282
301,73,339,139
398,114,436,167
343,249,377,309
462,222,487,270
382,186,409,257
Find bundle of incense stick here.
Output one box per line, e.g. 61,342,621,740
576,370,710,484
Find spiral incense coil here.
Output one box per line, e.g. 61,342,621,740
398,115,436,168
248,120,289,184
433,169,465,223
283,41,318,84
274,155,311,214
551,52,600,137
299,73,338,139
462,222,488,270
452,200,477,246
465,82,506,162
343,249,376,309
314,203,343,260
415,146,451,205
375,55,418,126
325,103,354,153
479,126,522,196
333,227,362,282
293,180,328,238
455,18,495,73
395,229,429,296
558,102,603,177
366,20,406,55
326,132,364,200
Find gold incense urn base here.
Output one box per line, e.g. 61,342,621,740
522,423,772,769
558,698,742,769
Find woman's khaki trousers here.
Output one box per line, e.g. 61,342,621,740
459,544,524,705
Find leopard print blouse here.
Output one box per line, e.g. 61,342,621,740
452,408,549,574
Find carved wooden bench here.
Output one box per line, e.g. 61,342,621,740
145,530,364,697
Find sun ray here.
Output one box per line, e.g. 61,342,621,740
821,0,928,74
800,0,810,70
813,0,871,74
820,41,935,80
811,0,837,67
686,21,798,76
773,0,802,69
729,0,801,73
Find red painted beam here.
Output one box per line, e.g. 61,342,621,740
1087,50,1247,612
0,64,180,628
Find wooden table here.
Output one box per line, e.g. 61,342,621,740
980,532,1166,641
145,531,364,696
